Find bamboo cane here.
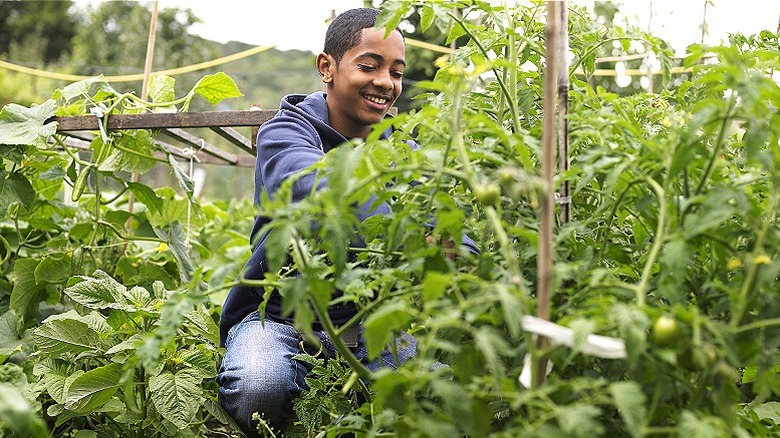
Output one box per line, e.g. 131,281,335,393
534,0,561,389
127,1,159,230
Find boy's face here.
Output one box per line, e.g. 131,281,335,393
319,27,405,139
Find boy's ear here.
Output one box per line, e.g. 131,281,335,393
316,53,335,84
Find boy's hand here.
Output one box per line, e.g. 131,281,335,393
426,234,456,261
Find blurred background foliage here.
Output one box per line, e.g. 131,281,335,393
0,0,675,202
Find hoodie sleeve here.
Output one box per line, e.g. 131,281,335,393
256,111,326,204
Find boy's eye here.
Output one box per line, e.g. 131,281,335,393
391,71,404,79
358,64,377,71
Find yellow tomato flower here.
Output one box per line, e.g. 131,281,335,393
752,254,771,265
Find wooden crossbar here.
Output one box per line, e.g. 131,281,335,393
52,110,276,131
51,109,277,167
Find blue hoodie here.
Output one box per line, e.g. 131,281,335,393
219,92,477,345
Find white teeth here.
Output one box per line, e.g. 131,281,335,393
365,95,387,105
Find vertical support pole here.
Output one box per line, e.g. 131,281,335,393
556,3,570,225
534,0,561,389
141,1,160,101
128,1,159,231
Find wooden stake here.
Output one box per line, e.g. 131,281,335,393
141,1,160,101
534,0,561,389
128,0,159,231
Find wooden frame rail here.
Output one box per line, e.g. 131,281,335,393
52,109,277,168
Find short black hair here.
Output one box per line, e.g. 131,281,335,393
323,8,403,64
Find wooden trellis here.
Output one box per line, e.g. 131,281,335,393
52,109,278,167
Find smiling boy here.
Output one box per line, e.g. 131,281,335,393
216,7,475,435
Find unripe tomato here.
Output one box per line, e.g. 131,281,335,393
498,168,515,185
474,183,501,206
652,315,681,345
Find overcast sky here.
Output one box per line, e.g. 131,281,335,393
74,1,780,55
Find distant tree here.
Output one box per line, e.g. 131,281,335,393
67,1,220,79
0,0,78,63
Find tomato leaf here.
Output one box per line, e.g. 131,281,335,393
363,302,412,359
609,381,646,438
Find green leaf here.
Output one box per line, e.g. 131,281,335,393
180,349,216,378
105,333,145,356
149,368,202,429
677,411,728,438
0,100,57,147
204,398,244,431
192,72,243,106
0,311,23,361
34,253,72,284
422,271,450,304
0,171,35,216
184,309,220,347
153,222,194,282
64,363,123,413
148,75,177,112
10,258,46,323
658,237,688,304
98,130,157,174
447,20,467,45
63,271,133,311
420,4,435,32
0,383,52,437
430,380,473,432
609,381,647,438
167,153,194,196
264,222,294,273
42,372,68,405
363,302,412,359
751,401,780,425
54,76,108,102
32,318,101,357
556,404,604,437
127,182,164,215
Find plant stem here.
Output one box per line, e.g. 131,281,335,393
731,190,777,327
448,11,522,132
291,236,372,380
735,317,780,333
635,176,667,306
694,96,736,195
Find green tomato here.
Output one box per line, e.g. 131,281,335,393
498,168,515,185
474,183,501,206
652,315,681,345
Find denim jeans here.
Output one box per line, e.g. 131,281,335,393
216,311,418,434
